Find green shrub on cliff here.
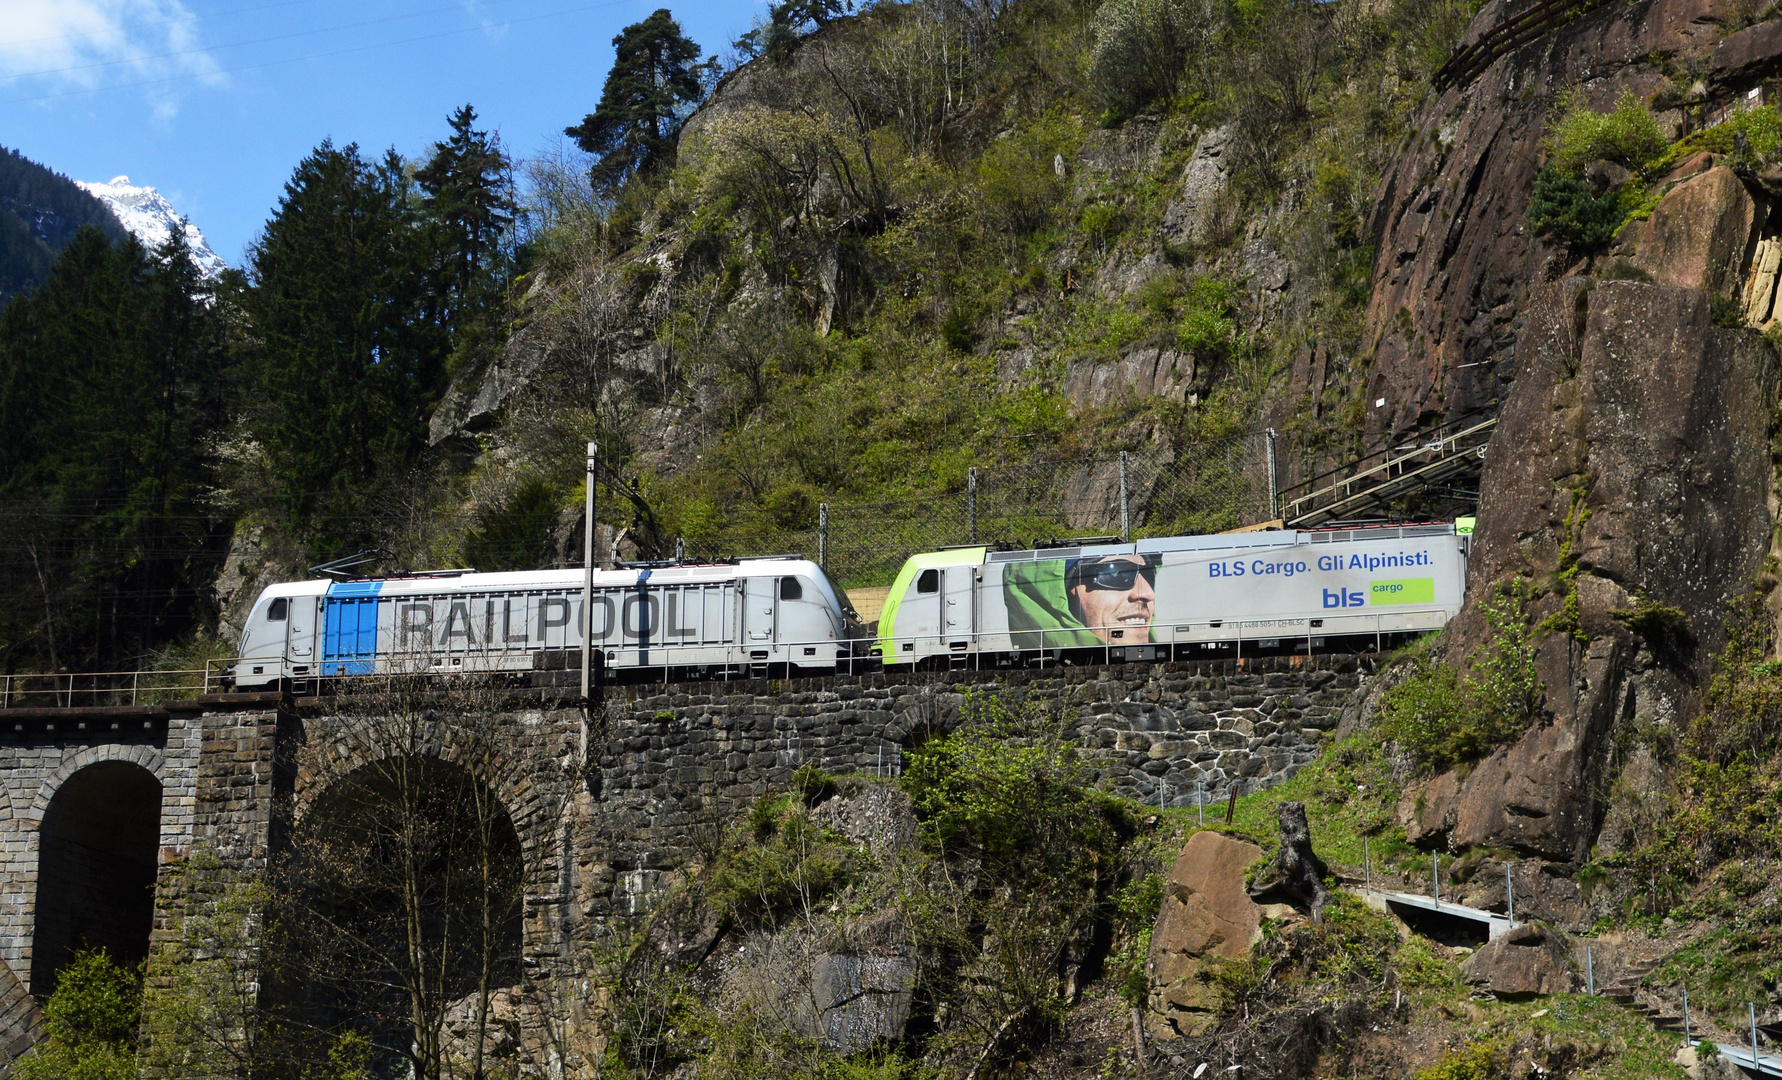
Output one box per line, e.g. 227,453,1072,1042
900,708,1141,1068
705,793,858,929
1677,103,1782,161
1546,89,1669,176
1527,167,1626,250
1610,590,1782,914
1376,586,1542,772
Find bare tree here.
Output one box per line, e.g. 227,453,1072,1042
268,674,525,1080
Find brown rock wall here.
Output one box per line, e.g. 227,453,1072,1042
1401,279,1777,861
1359,0,1727,443
1626,167,1763,294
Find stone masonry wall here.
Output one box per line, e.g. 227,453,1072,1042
0,657,1373,1077
583,655,1374,926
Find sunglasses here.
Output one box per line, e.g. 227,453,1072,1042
1071,559,1156,592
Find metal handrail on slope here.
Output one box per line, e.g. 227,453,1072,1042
1274,404,1499,507
1282,417,1497,528
1431,0,1610,92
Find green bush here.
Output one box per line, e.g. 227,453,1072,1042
939,302,978,353
1546,89,1669,176
1527,167,1625,250
976,114,1082,234
1415,1042,1510,1080
1079,203,1121,245
15,950,141,1080
1109,872,1164,1005
1176,276,1239,355
903,717,1134,888
707,794,856,928
1376,585,1543,772
1685,104,1782,160
791,762,837,804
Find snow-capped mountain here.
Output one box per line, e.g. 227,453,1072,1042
76,176,227,280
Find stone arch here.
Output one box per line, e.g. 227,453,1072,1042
30,757,163,997
292,716,544,858
27,744,166,825
279,750,529,1056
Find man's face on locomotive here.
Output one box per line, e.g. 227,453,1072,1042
1066,556,1156,644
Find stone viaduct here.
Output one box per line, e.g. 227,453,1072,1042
0,654,1374,1075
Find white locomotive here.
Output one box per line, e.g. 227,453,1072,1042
232,557,856,688
875,521,1471,667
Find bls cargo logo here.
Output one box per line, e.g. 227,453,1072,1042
1323,577,1436,608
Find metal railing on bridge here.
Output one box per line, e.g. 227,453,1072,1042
0,668,214,710
0,616,1441,708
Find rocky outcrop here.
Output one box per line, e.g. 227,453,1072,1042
1623,166,1762,295
1400,277,1777,860
1360,0,1734,443
1707,18,1782,85
1160,126,1234,248
1061,347,1198,411
1460,923,1572,999
1146,830,1263,1038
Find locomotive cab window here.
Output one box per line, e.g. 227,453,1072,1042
916,569,939,594
268,598,289,622
780,577,803,601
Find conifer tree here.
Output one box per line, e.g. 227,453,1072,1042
417,105,514,375
565,9,714,194
0,227,232,668
417,106,511,322
735,0,852,62
244,141,443,554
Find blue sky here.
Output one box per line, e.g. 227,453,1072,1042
0,0,759,265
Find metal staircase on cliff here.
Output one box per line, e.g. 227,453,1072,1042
1600,960,1782,1076
1278,410,1498,528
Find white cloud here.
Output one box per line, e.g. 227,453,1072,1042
0,0,222,107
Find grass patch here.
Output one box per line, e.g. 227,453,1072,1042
1201,732,1411,872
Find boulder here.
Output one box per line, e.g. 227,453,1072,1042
1626,167,1761,296
1147,830,1263,1038
727,908,917,1053
802,950,916,1051
1460,923,1572,999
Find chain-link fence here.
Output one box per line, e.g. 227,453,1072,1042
686,431,1281,588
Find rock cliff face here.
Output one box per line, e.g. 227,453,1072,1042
1362,0,1782,862
1360,0,1748,443
1403,274,1777,860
